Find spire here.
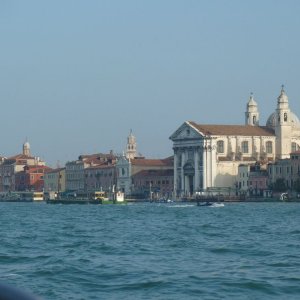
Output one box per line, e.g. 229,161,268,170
245,92,259,126
126,129,137,159
247,92,257,107
277,84,288,105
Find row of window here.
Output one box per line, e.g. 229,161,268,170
135,180,173,186
217,140,273,154
218,141,300,154
240,180,266,187
85,172,113,178
269,165,300,175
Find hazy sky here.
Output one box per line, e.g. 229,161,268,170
1,0,300,166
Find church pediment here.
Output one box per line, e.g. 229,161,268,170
169,121,204,141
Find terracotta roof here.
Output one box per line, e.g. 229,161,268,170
24,165,51,171
45,167,65,174
188,121,275,137
131,158,172,167
79,152,116,161
8,154,35,160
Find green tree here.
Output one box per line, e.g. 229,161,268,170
293,178,300,193
272,178,287,192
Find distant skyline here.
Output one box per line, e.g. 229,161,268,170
1,0,300,166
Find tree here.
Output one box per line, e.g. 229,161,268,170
293,178,300,193
272,178,287,192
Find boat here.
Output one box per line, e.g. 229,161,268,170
197,201,224,207
46,198,102,204
46,190,126,205
197,201,213,206
46,191,102,204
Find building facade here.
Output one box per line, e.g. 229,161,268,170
267,151,300,193
170,87,300,196
84,163,116,192
131,169,174,199
65,152,116,192
15,165,51,191
116,156,173,196
237,164,268,196
44,168,66,193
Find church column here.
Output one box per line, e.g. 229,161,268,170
203,144,207,190
194,148,199,193
185,175,189,195
207,140,212,187
181,151,185,195
210,141,217,187
173,149,177,197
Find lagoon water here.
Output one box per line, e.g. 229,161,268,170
0,202,300,299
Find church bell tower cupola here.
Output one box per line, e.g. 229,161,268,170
245,93,259,126
126,129,137,160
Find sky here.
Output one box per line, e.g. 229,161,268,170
1,0,300,167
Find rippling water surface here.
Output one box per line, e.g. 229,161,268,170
0,202,300,299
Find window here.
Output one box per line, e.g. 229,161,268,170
266,141,273,154
241,141,249,153
217,140,224,153
292,142,300,152
284,113,288,121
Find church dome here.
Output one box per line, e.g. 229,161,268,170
266,111,300,128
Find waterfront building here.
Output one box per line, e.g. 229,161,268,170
116,156,173,196
15,165,51,191
238,164,268,197
65,152,116,192
267,151,300,194
84,162,116,193
0,142,46,192
267,159,292,190
44,168,66,193
170,87,300,196
290,151,300,189
237,165,250,194
131,169,174,199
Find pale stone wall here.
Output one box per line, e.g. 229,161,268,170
215,161,248,188
44,169,66,192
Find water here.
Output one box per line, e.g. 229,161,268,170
0,202,300,299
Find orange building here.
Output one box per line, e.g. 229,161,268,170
15,165,51,191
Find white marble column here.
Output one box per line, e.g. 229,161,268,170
194,148,199,192
185,176,189,195
181,151,185,194
173,150,178,196
203,146,207,190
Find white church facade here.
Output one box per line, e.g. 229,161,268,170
170,87,300,196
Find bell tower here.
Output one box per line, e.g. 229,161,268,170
245,93,259,126
23,140,31,156
126,129,137,160
275,85,292,159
